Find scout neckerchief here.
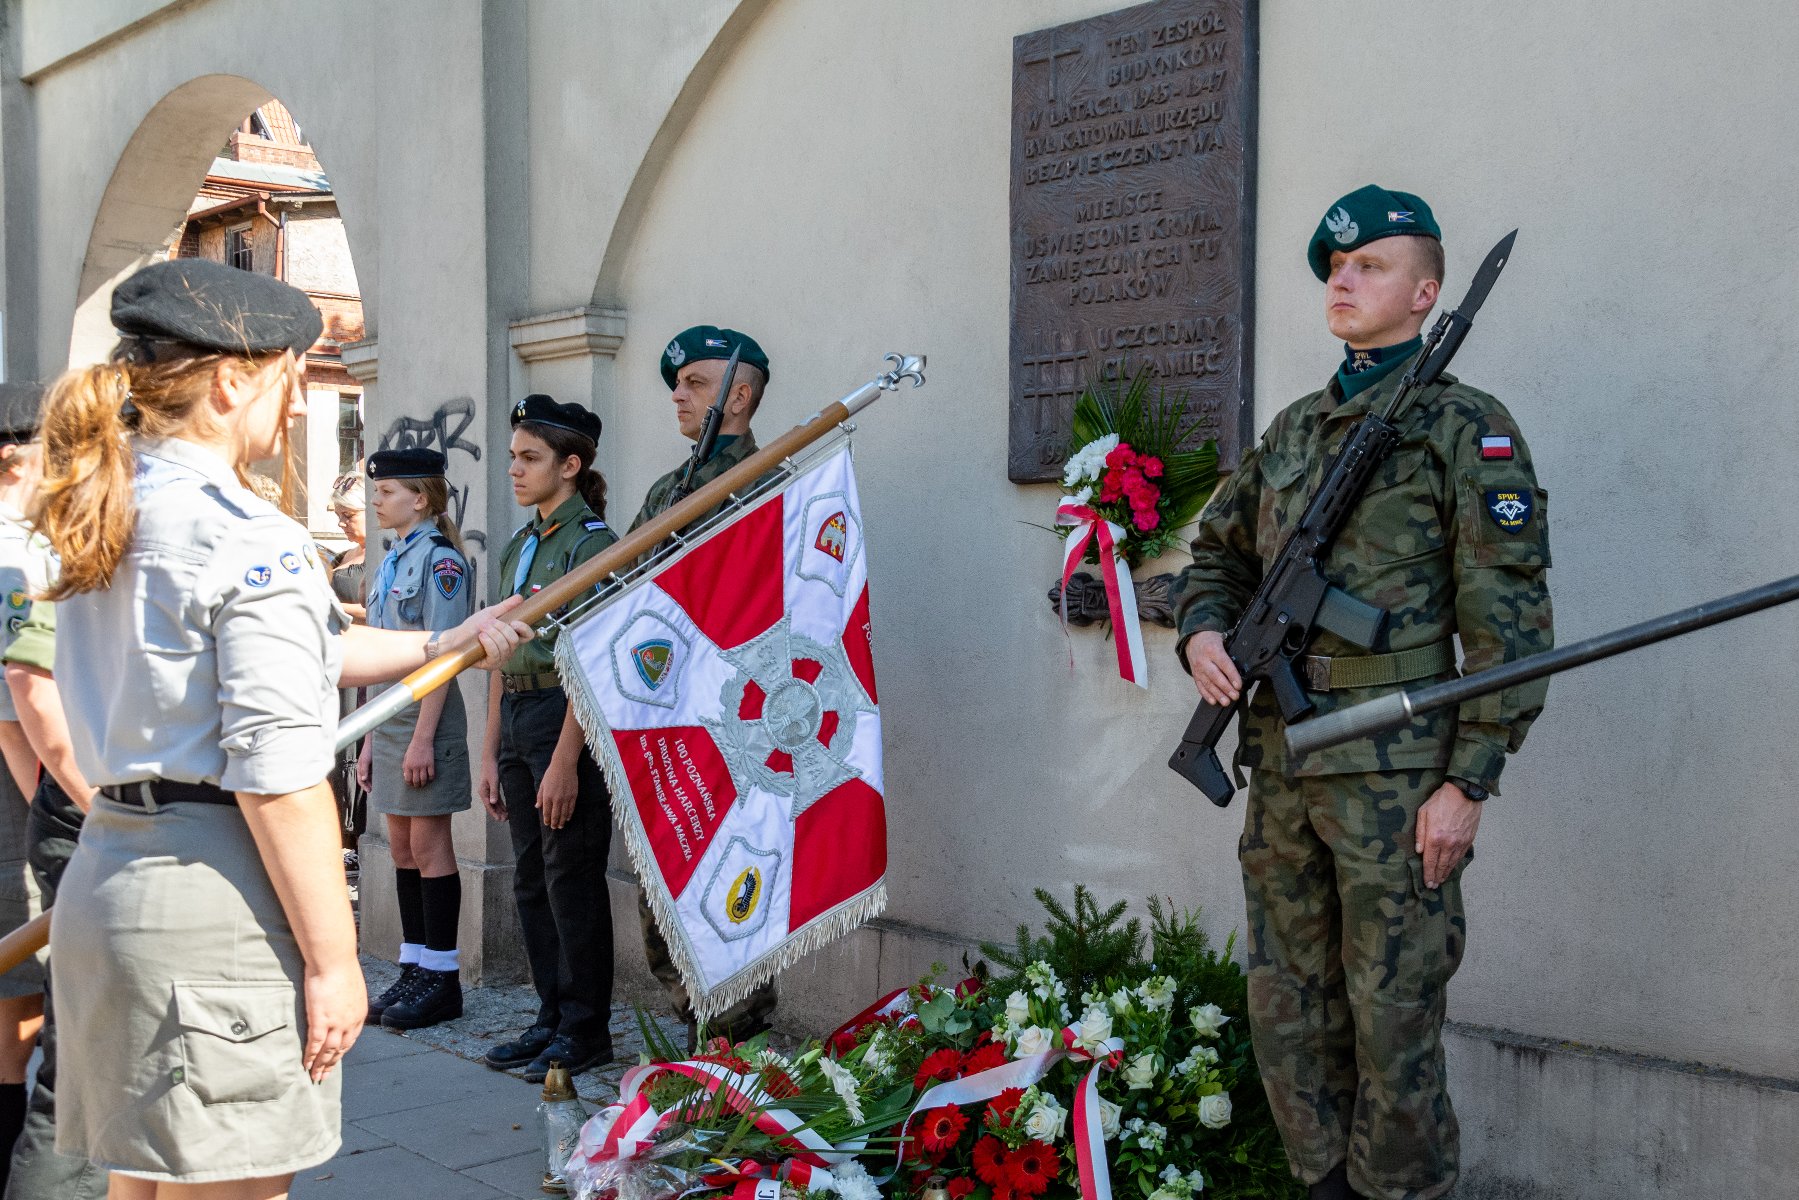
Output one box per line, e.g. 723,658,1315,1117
372,525,430,616
512,513,568,595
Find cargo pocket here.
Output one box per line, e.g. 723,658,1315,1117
1456,471,1551,569
173,981,297,1104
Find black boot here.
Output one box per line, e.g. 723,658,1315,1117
366,963,424,1024
381,968,463,1030
1310,1164,1354,1200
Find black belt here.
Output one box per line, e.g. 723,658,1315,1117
101,780,236,809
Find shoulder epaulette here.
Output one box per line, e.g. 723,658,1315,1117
584,519,608,531
429,534,454,550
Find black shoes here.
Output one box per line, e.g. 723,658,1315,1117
1309,1164,1360,1200
485,1024,558,1069
366,964,423,1025
523,1035,613,1083
380,969,463,1030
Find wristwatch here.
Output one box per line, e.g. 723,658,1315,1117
1447,776,1489,802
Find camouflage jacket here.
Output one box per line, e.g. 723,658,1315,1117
628,431,762,536
1172,353,1554,789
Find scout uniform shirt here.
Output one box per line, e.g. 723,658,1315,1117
495,492,615,683
627,432,761,536
0,500,50,724
1172,352,1554,790
366,525,471,637
56,437,347,795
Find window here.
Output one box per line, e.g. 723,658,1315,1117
249,110,273,140
226,224,253,272
338,393,364,475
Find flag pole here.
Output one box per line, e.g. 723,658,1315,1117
336,353,926,750
0,354,926,972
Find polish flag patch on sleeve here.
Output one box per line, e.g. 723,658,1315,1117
1479,435,1514,460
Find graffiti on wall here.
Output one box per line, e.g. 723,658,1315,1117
378,396,488,594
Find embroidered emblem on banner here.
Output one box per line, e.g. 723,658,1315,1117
632,638,674,690
797,492,861,597
1327,206,1358,244
280,551,302,574
245,565,272,588
433,558,464,599
699,838,783,942
1486,489,1533,533
814,511,847,562
609,610,691,709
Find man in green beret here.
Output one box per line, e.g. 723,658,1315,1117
1172,186,1554,1200
628,325,778,1046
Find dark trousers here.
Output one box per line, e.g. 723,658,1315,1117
5,779,105,1200
497,687,615,1046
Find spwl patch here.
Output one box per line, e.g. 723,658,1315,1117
1485,488,1533,534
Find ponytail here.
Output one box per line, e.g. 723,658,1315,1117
517,419,608,521
405,476,468,557
576,467,607,521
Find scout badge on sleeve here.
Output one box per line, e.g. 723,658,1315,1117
555,444,884,1019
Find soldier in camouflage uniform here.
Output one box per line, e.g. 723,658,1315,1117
1172,187,1554,1200
629,325,778,1047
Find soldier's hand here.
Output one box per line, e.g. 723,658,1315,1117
538,758,579,830
1188,631,1242,706
1415,781,1482,889
479,756,507,820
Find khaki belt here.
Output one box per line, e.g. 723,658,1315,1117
501,670,562,694
1299,640,1456,692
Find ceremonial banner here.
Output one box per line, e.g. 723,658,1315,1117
556,444,886,1018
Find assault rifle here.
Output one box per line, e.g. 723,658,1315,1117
666,344,743,509
1168,231,1517,806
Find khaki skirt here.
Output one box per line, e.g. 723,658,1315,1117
368,684,471,818
0,768,45,999
50,796,341,1182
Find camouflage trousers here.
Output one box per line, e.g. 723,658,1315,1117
1240,768,1467,1200
637,887,777,1047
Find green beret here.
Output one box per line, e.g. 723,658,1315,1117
660,326,770,390
111,258,323,358
510,393,602,445
367,447,447,480
0,382,44,444
1307,185,1441,281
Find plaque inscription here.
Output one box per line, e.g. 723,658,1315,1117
1009,0,1257,482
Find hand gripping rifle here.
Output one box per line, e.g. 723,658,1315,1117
1168,231,1517,806
665,344,743,509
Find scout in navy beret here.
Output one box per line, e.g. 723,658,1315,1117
659,326,771,390
509,393,602,445
111,258,324,359
1308,185,1441,281
367,447,448,480
0,382,44,445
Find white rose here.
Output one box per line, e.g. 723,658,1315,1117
1013,1025,1055,1057
1098,1098,1122,1140
1077,1005,1113,1051
1122,1052,1157,1090
1189,1003,1229,1039
1197,1092,1232,1130
1022,1093,1068,1143
1138,976,1175,1011
1110,987,1133,1013
1194,1044,1219,1066
1004,990,1031,1028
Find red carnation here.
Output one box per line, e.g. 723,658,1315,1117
919,1105,969,1156
985,1087,1026,1129
1003,1141,1059,1197
693,1050,752,1073
960,1041,1008,1077
972,1135,1009,1185
915,1048,964,1091
1140,454,1164,478
946,1179,976,1200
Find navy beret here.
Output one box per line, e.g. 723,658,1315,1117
111,259,324,358
510,393,601,445
367,447,447,480
1308,185,1441,281
660,326,770,390
0,382,44,444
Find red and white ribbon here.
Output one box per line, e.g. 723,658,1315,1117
1056,500,1149,689
902,1020,1124,1200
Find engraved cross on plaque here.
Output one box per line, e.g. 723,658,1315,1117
1021,34,1081,102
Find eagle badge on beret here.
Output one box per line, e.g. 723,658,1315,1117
1327,206,1358,245
666,340,686,366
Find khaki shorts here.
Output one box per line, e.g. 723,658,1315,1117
0,767,45,1000
51,796,342,1182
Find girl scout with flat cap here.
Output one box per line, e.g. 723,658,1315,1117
31,258,529,1197
357,446,474,1031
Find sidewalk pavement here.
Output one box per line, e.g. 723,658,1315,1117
290,957,687,1198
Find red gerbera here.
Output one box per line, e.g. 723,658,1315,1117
1004,1140,1059,1197
919,1105,969,1156
960,1040,1008,1077
946,1180,976,1200
915,1048,964,1091
984,1087,1025,1130
972,1135,1009,1185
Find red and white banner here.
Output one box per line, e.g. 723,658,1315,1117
557,444,886,1018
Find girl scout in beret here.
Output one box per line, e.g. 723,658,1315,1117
30,258,527,1197
357,447,474,1031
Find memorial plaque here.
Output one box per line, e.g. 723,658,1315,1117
1009,0,1257,482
